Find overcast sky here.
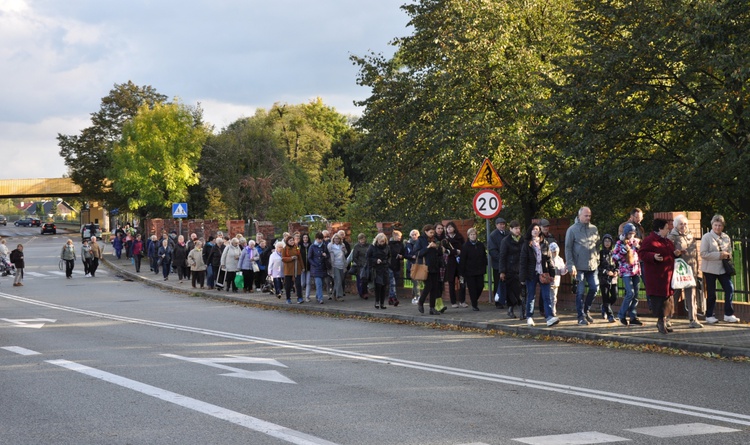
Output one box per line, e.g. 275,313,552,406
0,0,411,179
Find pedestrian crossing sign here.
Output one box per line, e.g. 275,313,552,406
172,203,188,218
470,158,503,189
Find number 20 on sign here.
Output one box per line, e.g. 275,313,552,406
473,189,502,219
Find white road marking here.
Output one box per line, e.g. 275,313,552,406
625,422,740,437
2,346,41,355
512,432,629,444
47,359,338,445
0,318,57,329
24,272,47,277
3,293,750,427
161,354,296,384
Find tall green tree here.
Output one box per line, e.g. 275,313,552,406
109,101,209,216
550,0,750,229
351,0,576,227
58,81,167,208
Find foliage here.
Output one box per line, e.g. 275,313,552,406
351,0,576,228
203,187,230,222
109,101,209,216
266,187,305,224
549,0,750,230
58,81,168,208
305,157,352,221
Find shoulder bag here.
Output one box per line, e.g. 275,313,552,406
411,256,429,281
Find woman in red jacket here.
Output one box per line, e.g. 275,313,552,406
639,218,680,334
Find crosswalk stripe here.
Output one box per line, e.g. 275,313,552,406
625,423,739,438
48,271,66,277
24,272,47,277
512,432,629,445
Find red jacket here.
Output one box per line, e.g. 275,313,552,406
639,231,675,297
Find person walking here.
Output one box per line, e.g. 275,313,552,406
10,244,24,286
487,218,508,308
700,214,740,324
327,233,348,301
442,222,467,308
498,220,523,319
282,236,304,304
81,239,93,277
157,239,173,281
519,224,558,327
404,230,420,304
187,240,207,288
220,238,241,292
367,233,391,309
307,233,328,304
459,228,487,311
613,223,643,326
61,239,76,279
238,240,258,293
640,219,679,334
131,234,144,273
416,224,444,315
89,236,102,277
350,234,370,300
668,215,703,328
564,207,600,325
173,235,189,283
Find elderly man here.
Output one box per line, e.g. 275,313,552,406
89,236,103,277
565,207,600,325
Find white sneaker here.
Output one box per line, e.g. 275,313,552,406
724,315,740,323
527,317,535,327
546,317,560,327
411,297,419,305
705,316,719,324
451,304,459,308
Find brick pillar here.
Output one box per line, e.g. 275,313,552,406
443,218,476,240
328,222,352,242
254,221,275,242
226,220,245,239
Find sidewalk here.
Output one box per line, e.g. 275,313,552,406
103,255,750,359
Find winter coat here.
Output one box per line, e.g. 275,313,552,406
367,243,391,286
442,232,464,279
282,245,304,276
668,227,700,280
487,228,508,270
148,240,160,259
597,237,617,278
459,240,487,277
700,230,732,276
519,237,554,284
498,235,522,277
612,238,641,277
221,244,241,272
639,231,675,297
132,240,143,257
158,245,172,263
564,221,600,272
81,244,93,260
267,251,284,278
327,242,347,270
187,248,207,271
404,239,419,279
307,242,328,278
10,248,24,269
172,243,188,268
238,245,257,271
415,234,442,273
210,243,224,269
90,241,102,259
388,239,405,274
61,244,76,261
351,242,369,269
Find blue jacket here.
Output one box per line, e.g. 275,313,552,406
238,246,256,270
307,242,328,278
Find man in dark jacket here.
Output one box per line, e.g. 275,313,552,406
210,237,225,289
307,232,328,304
498,220,523,318
487,217,508,308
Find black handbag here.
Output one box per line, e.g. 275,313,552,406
722,259,736,276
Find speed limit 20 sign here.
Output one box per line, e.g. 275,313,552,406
472,189,502,219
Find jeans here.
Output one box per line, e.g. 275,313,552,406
704,272,735,317
575,270,599,319
356,274,368,298
618,275,641,320
302,271,311,298
525,274,553,320
314,276,324,302
206,264,214,288
388,269,397,298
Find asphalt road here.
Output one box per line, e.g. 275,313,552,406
1,233,749,445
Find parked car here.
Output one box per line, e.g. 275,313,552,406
0,215,6,226
297,214,328,225
14,217,41,227
41,223,57,235
81,223,102,241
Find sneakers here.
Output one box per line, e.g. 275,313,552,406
584,312,594,323
527,317,535,327
656,320,668,334
411,297,419,305
546,317,560,327
724,315,740,323
630,318,644,326
459,303,469,308
689,320,704,329
705,316,719,324
607,315,615,323
619,318,629,327
451,304,459,308
577,318,589,326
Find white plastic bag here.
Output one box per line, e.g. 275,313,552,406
671,258,696,289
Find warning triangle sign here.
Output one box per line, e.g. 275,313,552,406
470,158,503,189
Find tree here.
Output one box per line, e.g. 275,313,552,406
306,157,353,221
58,81,168,208
351,0,576,227
550,0,750,229
109,101,209,216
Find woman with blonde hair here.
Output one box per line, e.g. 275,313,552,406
367,233,391,309
61,239,76,279
700,214,739,324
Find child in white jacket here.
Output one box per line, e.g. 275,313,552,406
267,242,285,298
549,243,568,317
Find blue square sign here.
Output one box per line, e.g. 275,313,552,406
172,203,188,218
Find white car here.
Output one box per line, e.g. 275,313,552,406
297,214,328,224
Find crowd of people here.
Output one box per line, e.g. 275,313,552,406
39,208,740,334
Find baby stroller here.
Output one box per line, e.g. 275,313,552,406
1,257,16,277
262,275,274,294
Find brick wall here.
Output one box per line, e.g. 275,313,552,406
226,220,245,239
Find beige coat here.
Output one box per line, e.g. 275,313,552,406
668,227,701,279
187,248,207,271
700,230,732,275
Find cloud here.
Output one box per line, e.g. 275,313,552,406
0,0,411,178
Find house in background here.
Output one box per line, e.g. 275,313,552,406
19,199,77,220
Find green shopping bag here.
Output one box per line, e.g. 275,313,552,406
234,273,244,289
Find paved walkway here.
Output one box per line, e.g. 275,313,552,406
103,255,750,359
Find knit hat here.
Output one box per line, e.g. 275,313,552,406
623,223,636,235
549,242,559,252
